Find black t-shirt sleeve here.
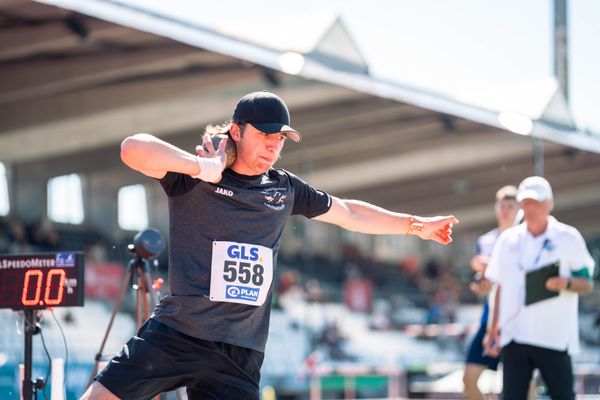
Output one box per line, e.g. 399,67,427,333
159,171,200,197
285,171,332,218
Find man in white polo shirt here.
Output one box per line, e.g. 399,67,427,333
484,176,595,400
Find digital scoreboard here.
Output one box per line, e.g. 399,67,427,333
0,252,84,310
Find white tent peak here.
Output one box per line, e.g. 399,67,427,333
308,17,368,75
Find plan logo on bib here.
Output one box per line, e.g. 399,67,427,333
226,285,260,302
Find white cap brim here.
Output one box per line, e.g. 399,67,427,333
517,189,548,202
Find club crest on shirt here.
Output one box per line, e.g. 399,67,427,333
262,188,287,210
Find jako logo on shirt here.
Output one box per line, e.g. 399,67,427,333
215,187,233,197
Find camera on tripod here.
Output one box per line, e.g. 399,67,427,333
127,228,165,290
128,227,165,260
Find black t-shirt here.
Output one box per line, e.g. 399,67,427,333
151,167,331,352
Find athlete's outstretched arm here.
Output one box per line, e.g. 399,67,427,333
313,196,458,245
121,133,227,180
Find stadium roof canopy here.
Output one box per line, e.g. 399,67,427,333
2,0,600,236
34,0,600,153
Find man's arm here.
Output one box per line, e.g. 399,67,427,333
546,230,595,295
312,197,458,245
120,133,227,180
483,283,501,357
545,276,593,294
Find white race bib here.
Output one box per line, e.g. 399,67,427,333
209,241,273,306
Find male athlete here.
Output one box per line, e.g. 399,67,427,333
82,91,458,399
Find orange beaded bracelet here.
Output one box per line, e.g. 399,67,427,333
407,216,424,235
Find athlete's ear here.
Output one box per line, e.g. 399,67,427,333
229,123,242,143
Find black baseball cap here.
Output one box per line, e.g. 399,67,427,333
232,91,302,142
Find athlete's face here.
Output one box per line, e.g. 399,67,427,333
230,123,286,175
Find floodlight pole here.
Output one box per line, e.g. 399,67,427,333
535,0,569,177
534,139,544,177
554,0,568,99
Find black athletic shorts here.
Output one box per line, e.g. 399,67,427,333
465,322,500,370
96,318,264,400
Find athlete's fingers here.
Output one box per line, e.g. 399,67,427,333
203,136,215,153
432,231,452,245
217,137,228,153
436,231,452,245
195,145,209,157
216,137,229,167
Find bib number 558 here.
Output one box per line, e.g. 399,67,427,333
223,261,264,286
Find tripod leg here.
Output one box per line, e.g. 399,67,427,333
142,279,150,323
137,271,150,329
136,273,144,329
86,266,132,389
142,261,160,308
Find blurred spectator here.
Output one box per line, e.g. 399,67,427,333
277,270,299,295
7,219,33,253
344,266,373,313
463,184,519,400
0,218,10,252
30,217,60,251
86,239,109,262
437,272,460,324
369,300,392,330
423,261,461,324
424,258,441,279
318,319,349,360
305,279,327,303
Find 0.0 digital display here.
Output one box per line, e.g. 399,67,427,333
0,252,84,310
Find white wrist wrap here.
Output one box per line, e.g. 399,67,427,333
191,156,223,182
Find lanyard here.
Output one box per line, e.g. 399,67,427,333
518,234,550,272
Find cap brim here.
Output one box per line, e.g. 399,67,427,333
517,190,546,202
250,122,302,142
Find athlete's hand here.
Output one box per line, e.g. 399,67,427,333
411,215,459,245
197,134,237,168
195,136,229,182
196,135,228,165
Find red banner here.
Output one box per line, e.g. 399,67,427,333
85,262,124,300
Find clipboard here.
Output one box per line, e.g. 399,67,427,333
525,262,560,306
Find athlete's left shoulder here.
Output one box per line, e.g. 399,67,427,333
271,168,311,187
272,167,300,179
259,167,286,180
